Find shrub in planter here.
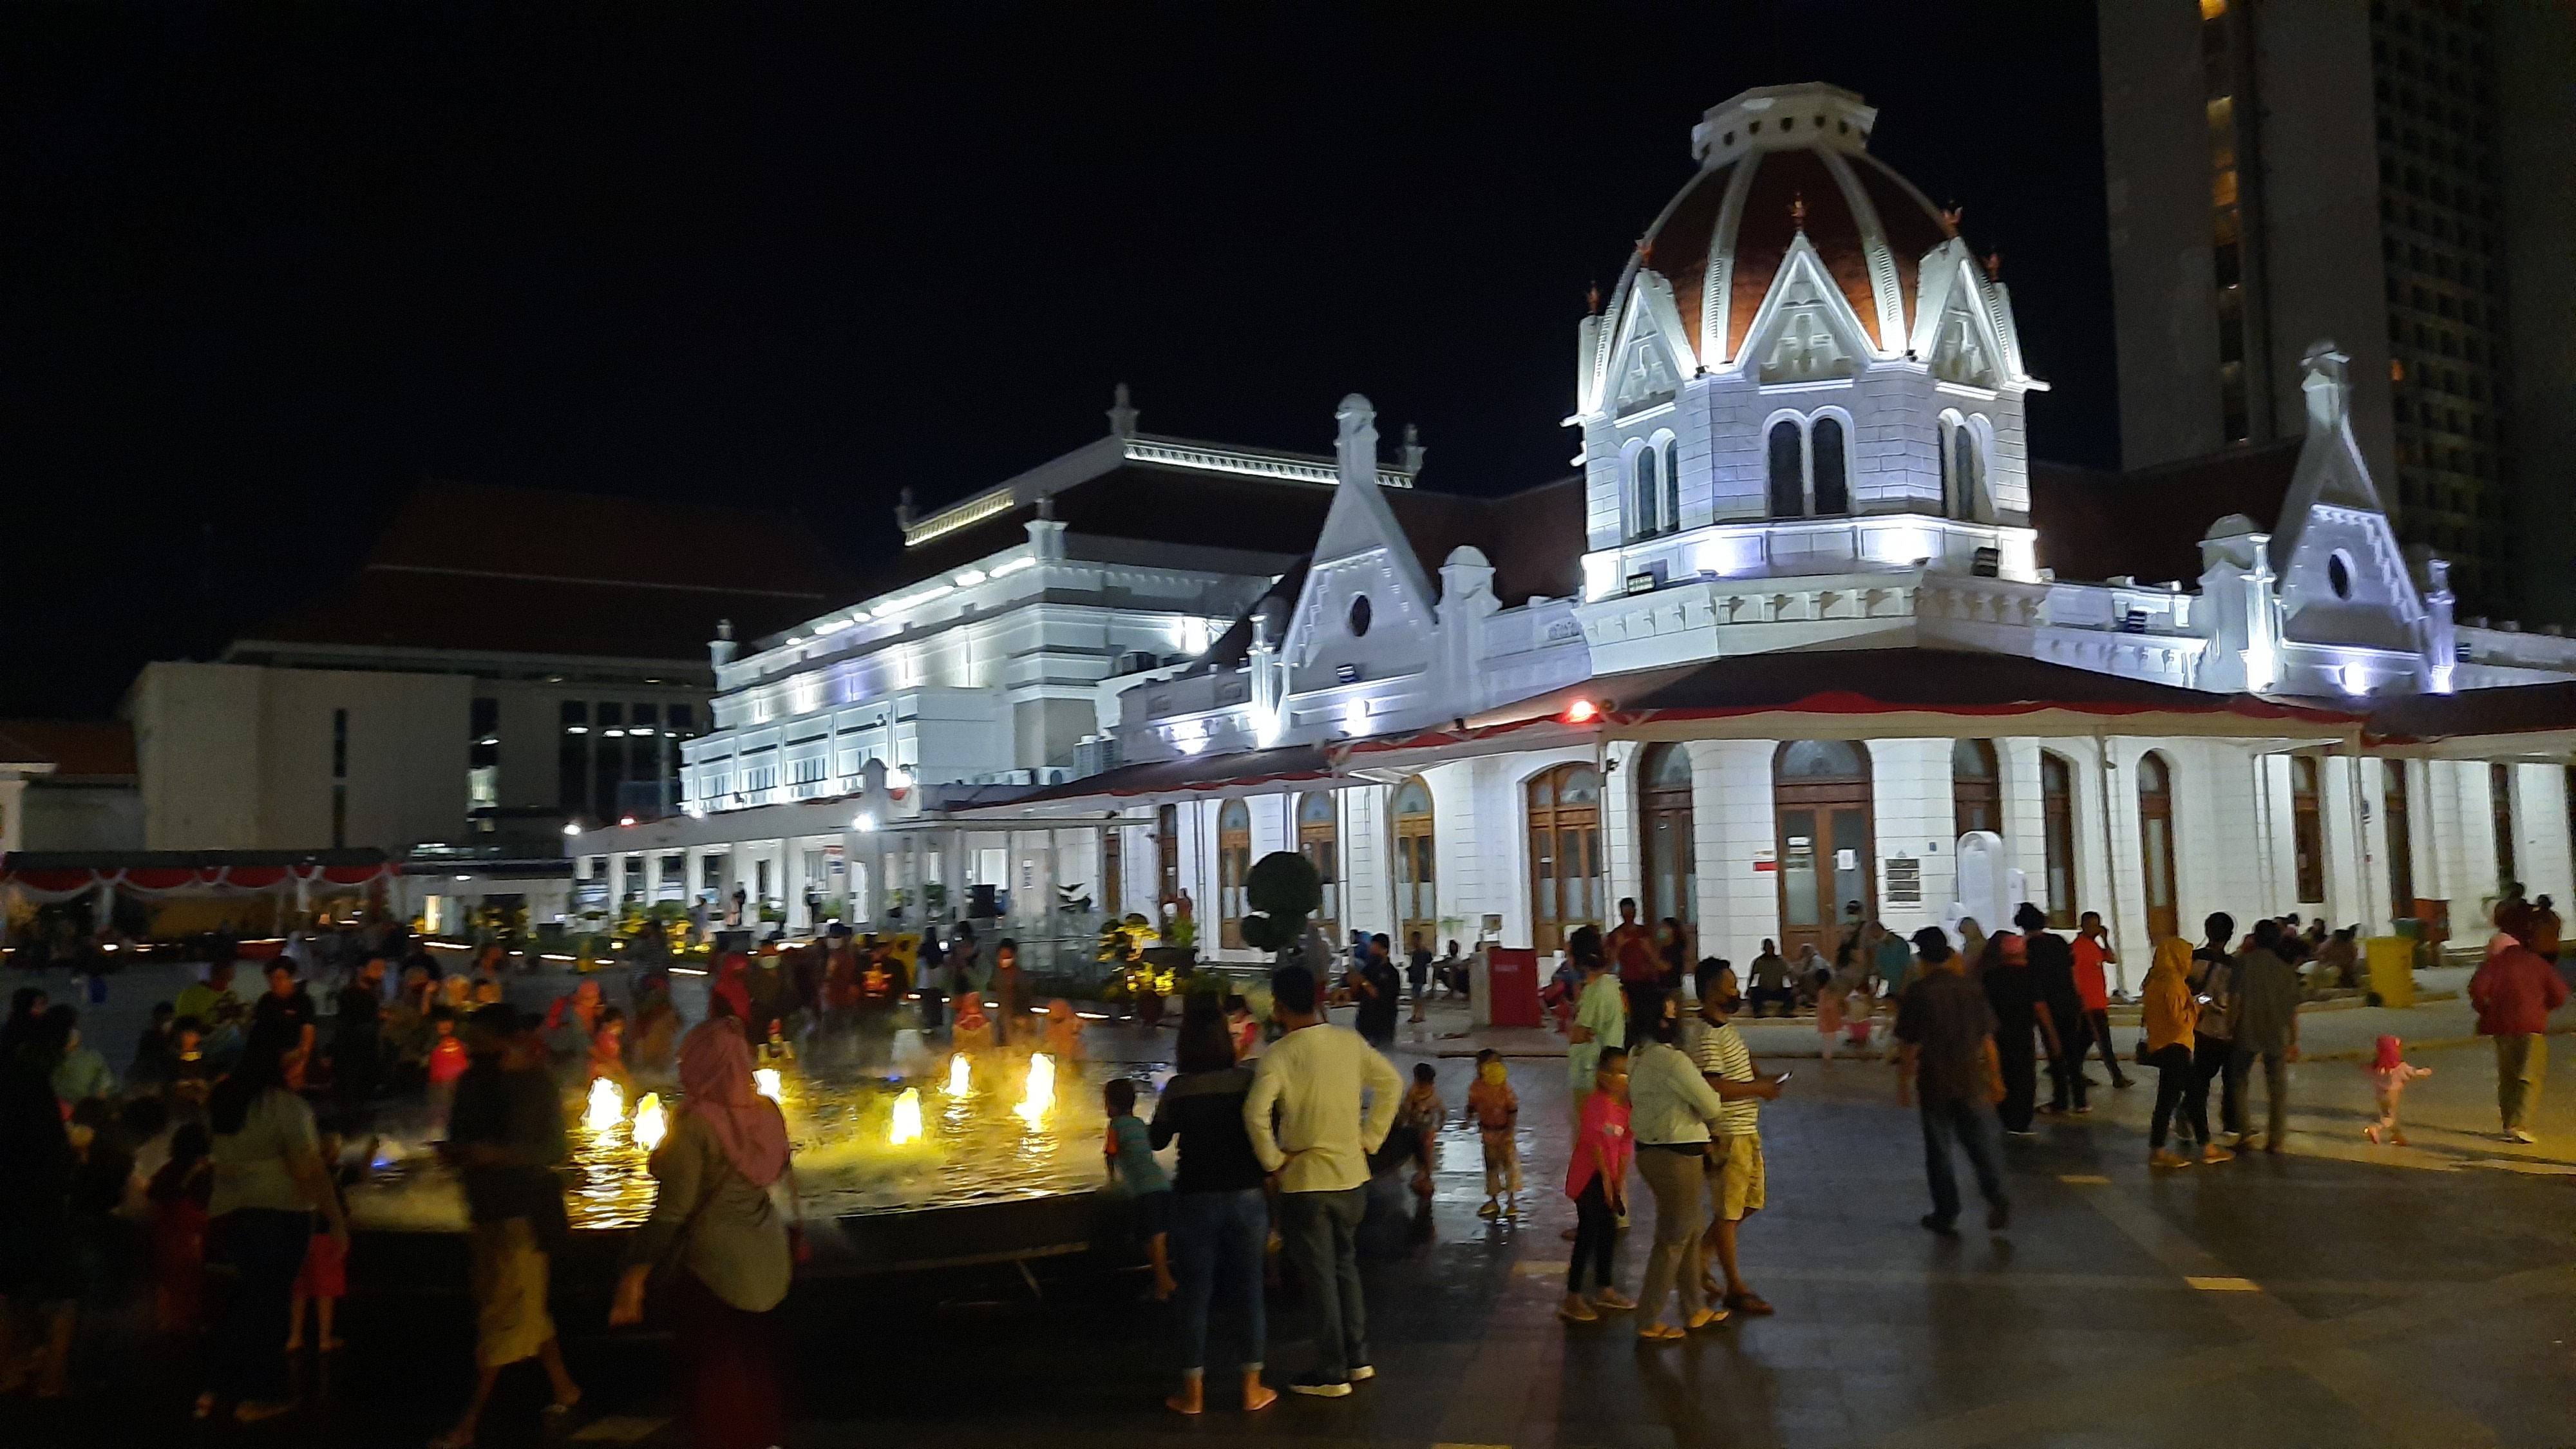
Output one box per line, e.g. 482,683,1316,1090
1237,851,1321,957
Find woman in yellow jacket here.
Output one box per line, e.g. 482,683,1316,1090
2141,939,2222,1166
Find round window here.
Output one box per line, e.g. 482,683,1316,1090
2327,551,2353,600
1347,594,1372,637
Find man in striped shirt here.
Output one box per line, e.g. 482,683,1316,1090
1688,960,1785,1315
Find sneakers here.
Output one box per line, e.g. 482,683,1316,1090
2150,1149,2194,1168
1287,1372,1351,1399
2200,1144,2235,1164
2510,1128,2539,1144
1346,1365,1374,1382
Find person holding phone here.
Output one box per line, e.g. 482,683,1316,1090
2142,938,2211,1167
1689,961,1784,1314
2185,914,2244,1159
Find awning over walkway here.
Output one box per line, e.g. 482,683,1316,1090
953,744,1344,820
2365,682,2576,759
1604,649,2362,742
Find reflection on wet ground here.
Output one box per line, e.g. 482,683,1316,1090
350,1048,1150,1232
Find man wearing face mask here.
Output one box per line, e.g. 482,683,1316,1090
1688,960,1785,1315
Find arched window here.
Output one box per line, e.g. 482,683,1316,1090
1527,763,1601,955
2137,752,2177,942
1631,444,1662,539
2289,755,2325,904
1812,415,1850,515
1640,743,1696,952
2040,751,2076,927
1767,419,1805,518
1951,738,2001,838
1217,799,1252,949
1773,740,1873,960
1949,424,1985,522
1394,778,1437,950
1660,436,1681,535
1298,791,1340,940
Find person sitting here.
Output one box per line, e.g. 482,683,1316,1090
1745,941,1793,1018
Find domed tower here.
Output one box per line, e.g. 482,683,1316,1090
1573,83,2041,601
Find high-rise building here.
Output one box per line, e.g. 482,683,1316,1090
2098,0,2575,623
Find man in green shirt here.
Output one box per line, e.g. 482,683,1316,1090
174,960,236,1028
1566,925,1624,1119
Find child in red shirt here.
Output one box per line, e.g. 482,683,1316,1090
1560,1046,1634,1323
425,1007,469,1133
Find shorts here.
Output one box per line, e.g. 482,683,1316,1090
1708,1132,1766,1222
292,1231,346,1299
1846,1023,1873,1045
1132,1189,1173,1240
1480,1131,1522,1195
469,1217,556,1368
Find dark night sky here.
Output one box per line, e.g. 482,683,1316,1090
4,2,2114,719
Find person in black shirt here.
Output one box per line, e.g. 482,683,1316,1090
1355,936,1401,1047
1405,933,1433,1024
1895,927,2009,1236
1148,1006,1274,1416
1979,929,2038,1136
2016,904,2090,1116
252,962,317,1085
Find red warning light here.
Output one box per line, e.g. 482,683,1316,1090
1565,698,1599,724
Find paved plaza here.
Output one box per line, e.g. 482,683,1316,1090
7,963,2576,1448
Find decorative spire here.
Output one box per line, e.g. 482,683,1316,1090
1585,281,1601,316
1400,422,1426,475
1982,250,2003,280
1106,381,1138,438
1790,191,1806,231
1939,203,1963,238
1634,234,1653,264
895,486,916,529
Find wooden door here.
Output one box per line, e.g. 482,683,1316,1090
2138,752,2178,943
2385,760,2414,922
1297,791,1340,943
2040,752,2077,928
1217,800,1251,949
1394,778,1437,952
1155,804,1180,905
1639,743,1696,956
1774,741,1874,962
1526,763,1600,956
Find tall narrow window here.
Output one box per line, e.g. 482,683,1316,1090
2138,752,2178,943
1631,446,1662,538
1156,804,1182,904
2385,760,2414,920
1766,420,1804,518
2492,761,2518,888
1217,800,1253,949
1812,416,1849,515
1660,437,1681,535
2290,755,2325,904
2040,751,2076,927
1951,739,2001,839
1951,426,1982,522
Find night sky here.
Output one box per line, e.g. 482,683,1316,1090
6,2,2112,719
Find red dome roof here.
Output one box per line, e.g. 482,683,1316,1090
1605,85,1956,371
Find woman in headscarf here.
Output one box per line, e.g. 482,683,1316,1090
628,969,679,1079
709,953,754,1027
611,1023,796,1449
2141,938,2209,1168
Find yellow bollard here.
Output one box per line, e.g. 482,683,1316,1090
2364,936,2415,1009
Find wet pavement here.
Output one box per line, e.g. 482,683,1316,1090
8,961,2576,1447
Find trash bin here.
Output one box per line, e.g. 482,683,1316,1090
1485,947,1542,1028
2365,935,2416,1009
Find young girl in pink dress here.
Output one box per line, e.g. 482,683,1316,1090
2365,1034,2432,1144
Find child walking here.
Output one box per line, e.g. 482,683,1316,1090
426,1007,469,1134
1466,1049,1521,1218
1815,979,1846,1060
2365,1034,2433,1145
1103,1077,1176,1300
1394,1062,1444,1198
1560,1046,1634,1323
1842,978,1877,1057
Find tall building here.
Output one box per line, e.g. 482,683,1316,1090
2098,0,2576,622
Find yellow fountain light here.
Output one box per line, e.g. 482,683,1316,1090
890,1086,923,1146
947,1052,972,1096
583,1077,625,1132
1014,1052,1056,1128
632,1092,667,1152
754,1067,782,1102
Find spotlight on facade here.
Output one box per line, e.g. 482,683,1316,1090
1565,698,1600,724
562,822,582,837
620,815,637,828
854,813,877,832
2338,661,2369,695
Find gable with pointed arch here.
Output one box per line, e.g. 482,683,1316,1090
1736,236,1878,384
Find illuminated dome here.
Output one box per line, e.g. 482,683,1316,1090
1599,83,1960,372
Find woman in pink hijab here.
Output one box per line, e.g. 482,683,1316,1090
611,1022,797,1449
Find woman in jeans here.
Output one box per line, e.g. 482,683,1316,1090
1621,987,1727,1342
198,1019,347,1423
611,1022,797,1449
2141,938,2214,1168
1148,1005,1276,1415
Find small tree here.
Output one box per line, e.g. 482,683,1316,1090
1237,851,1321,957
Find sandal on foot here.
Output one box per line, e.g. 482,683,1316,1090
1684,1307,1730,1331
1723,1291,1774,1316
1636,1323,1685,1343
1558,1300,1600,1323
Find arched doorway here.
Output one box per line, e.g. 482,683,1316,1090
2290,755,2325,904
1217,800,1251,949
2040,751,2077,928
1774,741,1873,962
1394,778,1437,952
1639,743,1696,954
1951,739,2002,839
2385,760,2414,922
1298,791,1340,943
1527,762,1601,956
2137,752,2178,943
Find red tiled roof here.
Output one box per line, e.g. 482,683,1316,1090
2029,440,2304,587
0,720,137,777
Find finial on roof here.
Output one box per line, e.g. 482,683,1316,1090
1036,491,1054,521
717,618,734,641
1400,423,1426,475
1107,382,1138,439
1790,192,1806,231
895,486,916,529
1635,234,1653,263
1586,281,1601,316
1939,204,1963,238
1982,250,2002,280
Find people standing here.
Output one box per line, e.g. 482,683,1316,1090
1354,936,1401,1048
1558,1046,1633,1324
2187,914,2246,1153
1242,965,1402,1398
611,1023,797,1449
2141,938,2212,1167
2018,905,2086,1117
434,1005,580,1449
1979,928,2038,1137
332,956,388,1108
1607,898,1660,991
198,1019,347,1423
1565,927,1624,1128
990,936,1024,1048
2072,913,2131,1087
1690,961,1782,1315
1893,927,2011,1235
1405,932,1432,1024
1624,987,1726,1341
1656,918,1689,994
1150,1010,1276,1416
2236,918,2304,1153
1465,1050,1520,1218
2469,929,2569,1143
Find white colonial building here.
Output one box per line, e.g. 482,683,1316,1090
591,84,2576,981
